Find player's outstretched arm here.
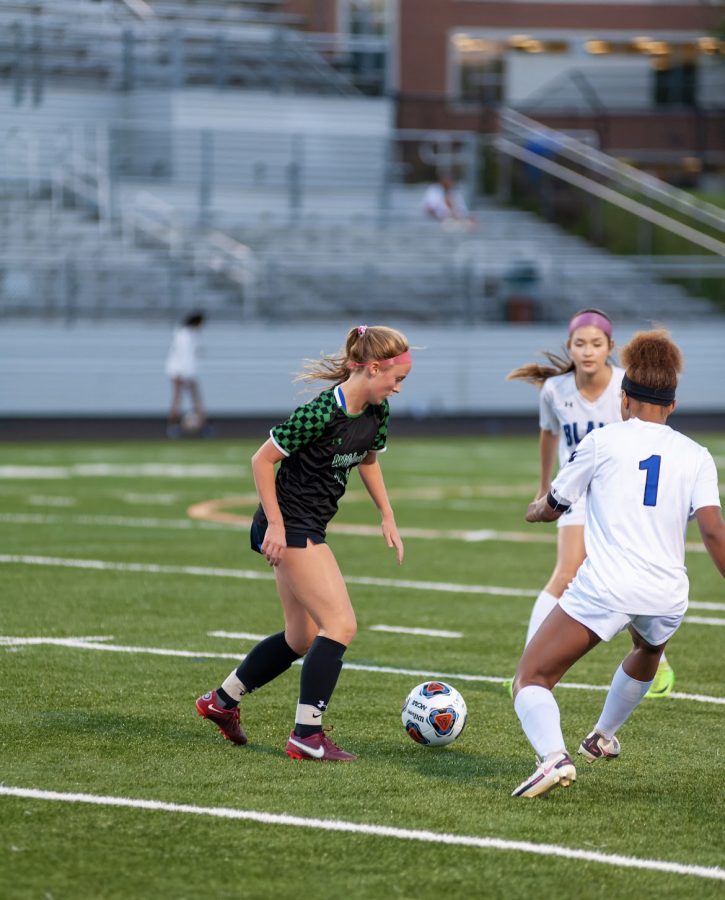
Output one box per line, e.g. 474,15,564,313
358,453,404,564
695,505,725,578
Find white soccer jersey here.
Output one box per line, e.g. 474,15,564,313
165,327,199,379
539,366,625,469
551,418,721,616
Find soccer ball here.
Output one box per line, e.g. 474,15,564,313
401,681,467,746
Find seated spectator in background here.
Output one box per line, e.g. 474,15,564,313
423,173,477,230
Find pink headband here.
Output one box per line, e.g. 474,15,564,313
568,311,612,339
347,350,412,369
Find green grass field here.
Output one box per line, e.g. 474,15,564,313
1,435,724,899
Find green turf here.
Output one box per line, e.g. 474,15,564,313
1,435,724,899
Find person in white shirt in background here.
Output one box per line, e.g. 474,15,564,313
422,173,477,230
511,329,725,798
165,311,206,437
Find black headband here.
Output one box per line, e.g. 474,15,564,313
622,373,676,406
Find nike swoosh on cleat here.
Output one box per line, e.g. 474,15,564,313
207,704,229,715
287,737,325,758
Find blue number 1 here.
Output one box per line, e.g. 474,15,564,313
639,455,661,507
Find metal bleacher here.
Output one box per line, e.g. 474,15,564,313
1,1,723,326
0,0,371,96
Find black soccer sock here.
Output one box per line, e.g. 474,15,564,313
233,631,301,694
294,636,347,738
215,687,238,708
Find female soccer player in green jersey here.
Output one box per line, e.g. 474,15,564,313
196,325,412,760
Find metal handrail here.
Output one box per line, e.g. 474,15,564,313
495,136,725,257
499,108,725,235
122,0,155,20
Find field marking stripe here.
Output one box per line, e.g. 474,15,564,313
0,512,553,545
0,555,537,598
208,630,268,641
2,635,724,705
0,512,711,554
685,616,725,626
0,786,722,881
0,513,232,532
212,626,465,639
0,464,244,478
1,554,721,608
0,636,242,660
369,625,463,638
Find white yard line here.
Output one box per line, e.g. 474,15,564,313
685,616,725,626
1,635,723,705
208,630,269,641
369,625,463,638
0,511,712,553
0,555,537,598
0,514,234,532
0,786,722,881
0,512,556,544
1,554,722,612
209,625,466,641
0,464,245,479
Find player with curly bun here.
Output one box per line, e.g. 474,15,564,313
511,329,725,798
507,308,674,697
196,325,412,761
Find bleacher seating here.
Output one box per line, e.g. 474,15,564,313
0,181,718,325
0,192,242,319
141,0,306,28
0,1,365,95
222,216,718,323
1,2,721,326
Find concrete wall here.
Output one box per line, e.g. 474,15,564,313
2,319,724,417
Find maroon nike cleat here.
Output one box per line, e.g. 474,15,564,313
196,690,247,746
284,728,356,761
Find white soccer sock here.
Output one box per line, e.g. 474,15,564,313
514,685,567,759
295,701,323,727
595,664,653,739
221,670,248,702
525,590,559,645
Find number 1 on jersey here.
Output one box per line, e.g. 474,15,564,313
639,455,661,507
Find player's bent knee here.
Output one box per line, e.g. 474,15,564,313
514,667,555,693
284,630,317,656
321,620,357,646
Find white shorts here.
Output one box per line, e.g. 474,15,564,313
559,591,683,646
166,366,197,380
557,494,585,528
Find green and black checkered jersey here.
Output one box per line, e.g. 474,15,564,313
263,384,389,538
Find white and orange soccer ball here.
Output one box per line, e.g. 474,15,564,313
401,681,467,746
